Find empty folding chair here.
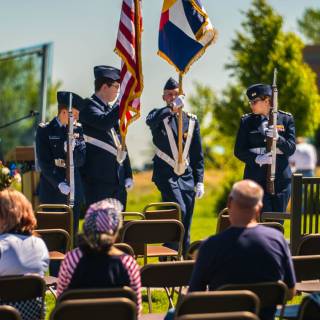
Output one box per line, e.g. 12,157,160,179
176,291,260,318
36,228,71,261
121,219,184,265
296,234,320,255
35,204,74,247
50,297,136,320
292,255,320,283
117,212,145,243
142,202,181,221
140,260,195,313
218,281,288,319
57,286,136,305
292,255,320,294
176,311,259,320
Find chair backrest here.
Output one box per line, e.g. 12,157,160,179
0,275,46,320
121,219,184,257
50,297,136,320
121,212,145,221
176,291,260,317
216,208,230,234
0,306,22,320
176,311,259,320
57,286,136,305
117,212,145,244
35,204,73,247
297,294,320,320
113,243,135,257
36,228,71,252
297,234,320,255
257,222,285,234
292,255,320,282
185,240,203,260
291,174,320,254
140,260,195,288
218,281,288,309
142,202,181,221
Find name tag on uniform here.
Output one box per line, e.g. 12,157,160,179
276,125,285,131
49,136,60,140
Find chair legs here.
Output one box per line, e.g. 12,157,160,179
147,287,153,313
164,287,175,309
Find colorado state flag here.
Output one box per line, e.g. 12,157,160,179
158,0,217,74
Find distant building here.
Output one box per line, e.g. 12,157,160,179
303,45,320,90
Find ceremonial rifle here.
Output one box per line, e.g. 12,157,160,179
266,68,278,195
66,93,75,207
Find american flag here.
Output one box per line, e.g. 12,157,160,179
115,0,143,138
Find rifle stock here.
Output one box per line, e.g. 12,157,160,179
266,68,278,195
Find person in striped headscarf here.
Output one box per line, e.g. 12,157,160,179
56,198,141,316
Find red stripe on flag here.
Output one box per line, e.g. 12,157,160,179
159,10,169,30
115,0,143,137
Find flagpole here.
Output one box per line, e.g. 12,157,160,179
178,72,183,165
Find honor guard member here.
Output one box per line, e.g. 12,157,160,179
234,84,296,213
146,77,204,254
79,65,133,209
36,91,86,234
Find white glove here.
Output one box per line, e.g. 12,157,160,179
255,152,272,166
171,95,185,111
265,125,279,141
58,182,71,195
124,178,134,190
195,182,205,199
64,140,76,153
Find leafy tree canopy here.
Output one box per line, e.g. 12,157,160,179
298,8,320,44
0,56,59,157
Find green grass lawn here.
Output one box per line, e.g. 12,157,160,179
45,169,295,318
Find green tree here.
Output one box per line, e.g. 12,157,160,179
0,56,59,157
298,8,320,44
217,0,320,138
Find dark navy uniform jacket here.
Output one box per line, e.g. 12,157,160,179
146,106,204,189
234,110,296,191
79,95,132,186
36,117,86,204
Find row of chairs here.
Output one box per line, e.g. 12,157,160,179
1,254,320,317
0,274,318,319
35,202,185,266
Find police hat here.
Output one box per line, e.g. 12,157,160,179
94,65,120,81
57,91,83,111
246,84,272,101
164,77,179,90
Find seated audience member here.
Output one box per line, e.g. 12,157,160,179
0,188,49,320
57,198,142,316
188,180,296,320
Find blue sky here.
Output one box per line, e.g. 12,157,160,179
0,0,319,167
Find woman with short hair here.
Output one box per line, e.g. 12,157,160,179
0,188,49,320
0,188,49,276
